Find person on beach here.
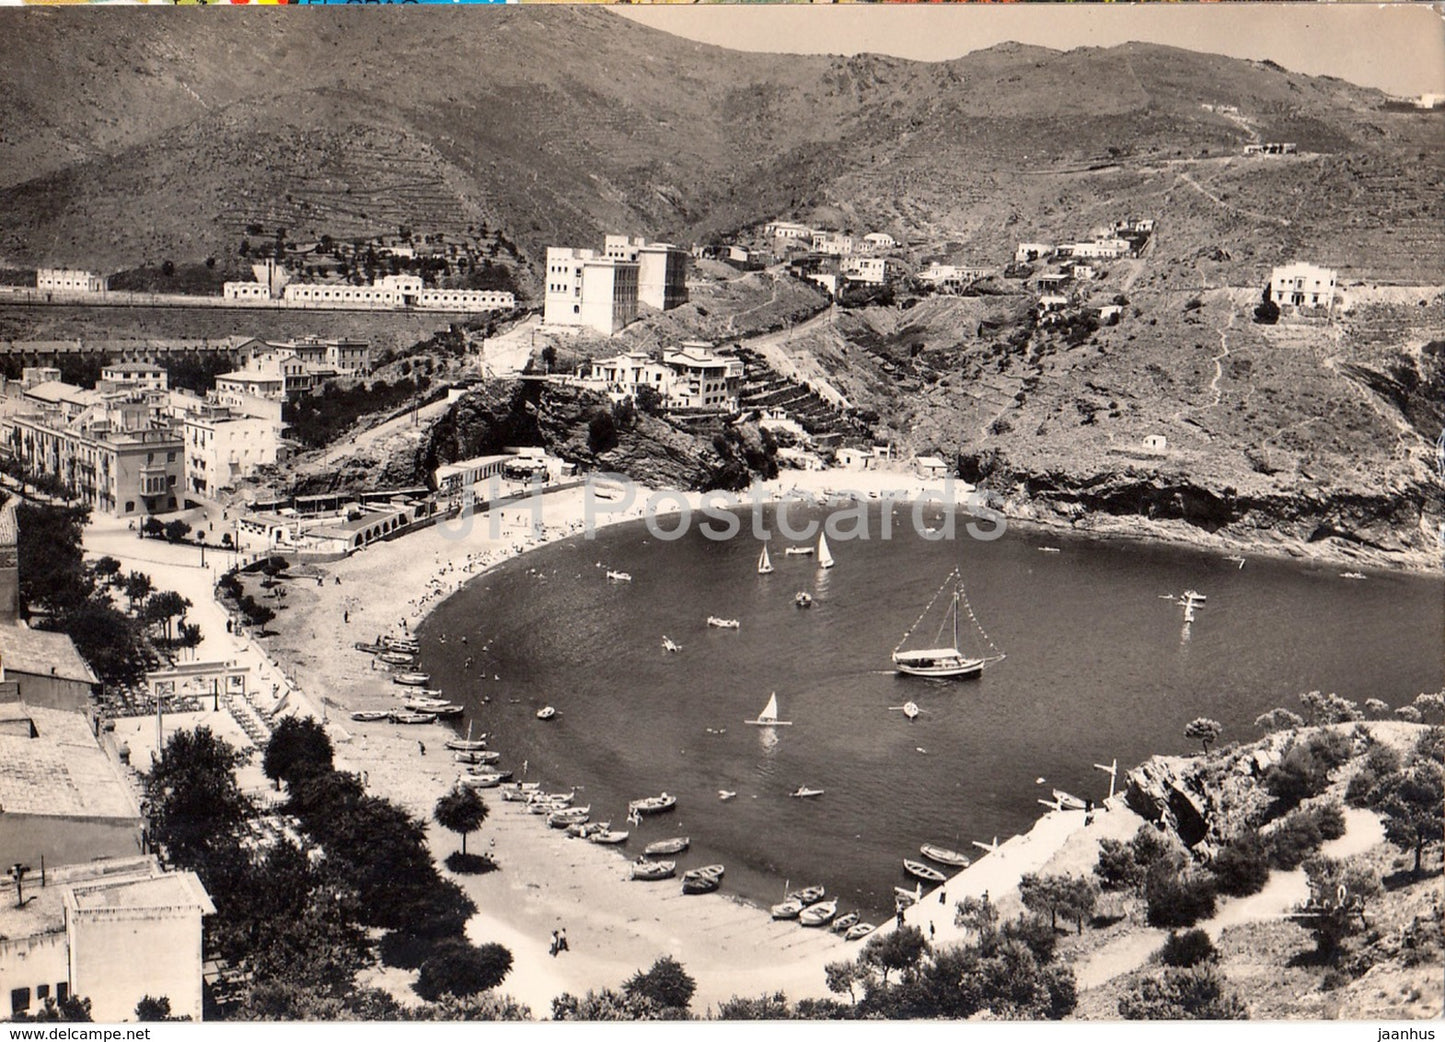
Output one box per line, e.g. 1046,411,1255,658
549,931,559,957
558,929,569,953
418,741,426,756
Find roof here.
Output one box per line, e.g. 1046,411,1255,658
67,869,215,916
0,857,162,939
24,380,100,406
0,704,136,818
916,456,948,469
435,454,512,480
0,622,98,684
101,362,164,373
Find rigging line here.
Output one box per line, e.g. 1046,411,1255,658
894,567,960,654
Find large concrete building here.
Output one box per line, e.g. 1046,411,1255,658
35,270,106,296
543,248,640,336
225,270,514,312
244,336,370,376
585,343,743,412
0,856,213,1022
603,235,689,311
181,403,287,496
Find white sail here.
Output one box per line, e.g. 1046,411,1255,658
817,533,834,569
746,691,792,726
758,545,774,574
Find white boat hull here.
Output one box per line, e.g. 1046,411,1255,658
893,654,987,679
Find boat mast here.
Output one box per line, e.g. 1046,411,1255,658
952,588,960,652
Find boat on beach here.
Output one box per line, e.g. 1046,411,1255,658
746,693,792,727
548,806,592,828
384,636,420,653
831,912,860,934
461,772,504,788
786,885,825,904
757,545,774,575
920,844,971,868
799,899,838,927
643,837,690,856
845,922,876,941
590,829,629,845
903,858,947,884
771,899,804,920
453,750,501,765
349,710,390,722
681,865,725,894
445,725,487,752
389,710,436,725
631,859,676,881
379,651,416,666
568,821,610,839
392,672,432,686
893,886,921,908
707,616,740,629
892,568,1004,679
403,697,454,711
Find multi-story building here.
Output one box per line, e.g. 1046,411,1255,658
99,362,168,393
225,270,513,312
1015,242,1054,264
1066,238,1132,259
861,232,897,252
35,269,106,295
543,248,640,336
4,410,184,517
811,231,855,256
214,348,337,402
842,256,902,286
181,403,286,496
1269,262,1337,311
603,235,689,311
764,221,815,241
586,351,670,395
660,345,744,412
244,336,370,376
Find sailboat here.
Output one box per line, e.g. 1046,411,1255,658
817,533,834,569
745,692,793,726
757,544,774,575
892,568,1005,679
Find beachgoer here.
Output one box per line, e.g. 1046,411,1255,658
549,930,559,957
558,929,569,953
418,741,426,756
929,922,936,939
343,610,349,623
939,890,946,905
896,909,905,928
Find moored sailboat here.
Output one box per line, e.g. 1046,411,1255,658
891,568,1005,679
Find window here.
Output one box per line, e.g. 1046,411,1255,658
11,988,30,1015
167,451,176,462
56,983,68,1003
125,500,135,513
36,985,50,1001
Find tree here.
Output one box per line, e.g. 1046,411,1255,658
1145,864,1217,929
163,519,192,543
144,589,192,643
123,570,154,612
1184,718,1223,754
134,996,173,1021
1161,929,1218,968
414,938,513,1001
623,956,697,1012
143,726,251,869
16,502,93,616
824,959,865,1003
954,893,1000,934
58,600,148,688
1255,708,1304,732
91,555,122,585
1300,855,1380,957
1369,759,1444,874
634,383,664,416
435,784,489,855
1019,873,1098,933
142,516,165,539
1210,828,1271,897
1119,966,1246,1019
1253,297,1280,325
552,989,662,1021
587,410,619,454
263,716,335,789
1299,690,1362,725
1094,837,1146,892
20,995,93,1022
862,925,929,985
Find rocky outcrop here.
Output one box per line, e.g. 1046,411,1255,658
1124,735,1291,849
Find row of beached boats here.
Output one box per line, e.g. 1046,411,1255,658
769,885,877,941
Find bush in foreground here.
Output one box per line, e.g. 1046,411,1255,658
1161,929,1219,968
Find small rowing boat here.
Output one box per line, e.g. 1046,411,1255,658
903,859,947,884
628,793,677,816
771,899,804,920
349,710,390,722
379,651,416,666
631,859,676,881
388,710,436,725
607,570,632,583
790,786,824,799
590,829,629,845
536,706,557,720
707,616,740,629
920,844,971,868
453,750,500,765
392,672,431,687
831,911,860,934
784,546,814,557
786,885,825,904
845,922,876,941
794,591,813,608
799,899,838,927
643,837,690,857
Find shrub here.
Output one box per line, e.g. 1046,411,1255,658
1347,743,1403,807
1095,837,1144,891
414,938,513,1001
1264,737,1340,810
623,956,697,1012
1119,966,1247,1019
1145,864,1217,929
1269,809,1327,870
1210,828,1271,897
1161,929,1218,968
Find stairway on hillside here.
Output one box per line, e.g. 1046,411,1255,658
734,347,873,444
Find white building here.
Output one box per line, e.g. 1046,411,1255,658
842,256,899,286
660,344,744,412
862,232,897,252
1270,261,1337,311
36,269,106,295
1068,238,1132,259
811,231,854,256
213,348,336,402
543,248,640,336
0,856,214,1023
586,351,670,396
1015,242,1054,264
99,362,168,393
225,270,512,311
764,221,814,241
246,336,370,376
182,404,286,495
603,235,689,311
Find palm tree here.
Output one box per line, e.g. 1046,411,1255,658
434,784,489,856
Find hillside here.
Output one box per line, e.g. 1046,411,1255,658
0,9,1439,280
